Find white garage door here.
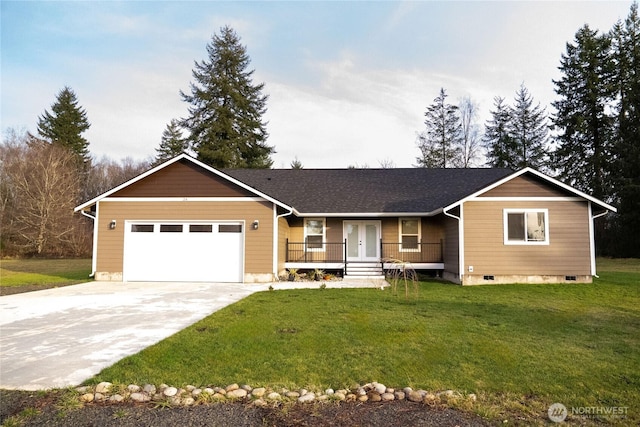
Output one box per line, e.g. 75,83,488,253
123,221,244,282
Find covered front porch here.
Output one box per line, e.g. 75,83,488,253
284,239,445,276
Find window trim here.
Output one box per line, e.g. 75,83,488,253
399,217,421,252
304,218,326,252
503,209,549,245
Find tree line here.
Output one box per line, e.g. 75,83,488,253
1,3,638,257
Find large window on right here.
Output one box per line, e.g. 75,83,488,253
503,209,549,245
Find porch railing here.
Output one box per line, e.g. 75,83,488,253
381,240,444,263
286,239,443,264
285,239,346,263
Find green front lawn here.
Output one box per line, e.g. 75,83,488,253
0,258,91,290
89,261,640,424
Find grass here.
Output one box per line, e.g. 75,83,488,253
87,259,639,424
0,258,91,289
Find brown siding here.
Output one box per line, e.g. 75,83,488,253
481,175,573,198
277,215,290,273
96,200,274,275
112,159,254,198
443,212,460,276
463,200,591,276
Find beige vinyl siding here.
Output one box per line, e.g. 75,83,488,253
464,200,591,275
96,200,274,275
277,215,290,272
443,212,460,276
480,175,572,198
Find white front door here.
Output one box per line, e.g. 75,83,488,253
344,221,380,262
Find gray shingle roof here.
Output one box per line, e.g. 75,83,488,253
224,168,513,214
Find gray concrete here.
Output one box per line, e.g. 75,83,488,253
0,278,385,390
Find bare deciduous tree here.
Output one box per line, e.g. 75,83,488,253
458,96,482,168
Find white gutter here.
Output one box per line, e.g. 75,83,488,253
443,204,464,283
589,202,611,277
79,208,98,278
273,205,293,280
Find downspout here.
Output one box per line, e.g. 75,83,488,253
273,205,293,281
589,201,609,278
80,208,98,278
443,204,464,284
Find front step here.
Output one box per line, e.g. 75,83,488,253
345,262,384,277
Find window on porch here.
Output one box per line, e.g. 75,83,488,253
304,218,325,251
400,218,420,252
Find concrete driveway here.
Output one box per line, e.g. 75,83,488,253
0,278,385,390
0,281,270,390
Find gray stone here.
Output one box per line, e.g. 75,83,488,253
394,391,406,400
95,382,112,394
285,391,300,399
241,384,253,392
109,394,124,403
130,392,151,403
325,388,334,395
357,394,368,402
408,390,423,402
298,393,315,403
227,388,248,399
94,392,105,402
253,398,268,407
368,392,381,402
163,386,178,397
183,397,195,406
225,383,239,392
381,392,395,401
403,387,413,395
127,384,141,393
372,382,386,394
251,387,266,398
266,392,282,400
80,393,94,403
143,384,156,394
203,387,214,395
192,388,202,397
334,392,346,401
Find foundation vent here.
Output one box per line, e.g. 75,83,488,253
565,275,577,281
483,275,495,281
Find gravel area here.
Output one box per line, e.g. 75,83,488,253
1,389,493,426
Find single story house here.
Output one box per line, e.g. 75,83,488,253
75,154,616,285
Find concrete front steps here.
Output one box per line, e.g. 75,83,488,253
345,262,385,279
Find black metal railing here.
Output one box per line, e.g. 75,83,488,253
285,239,346,263
286,239,443,264
381,240,444,263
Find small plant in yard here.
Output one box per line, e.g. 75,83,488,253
319,283,327,290
384,259,418,299
55,388,83,416
287,268,301,282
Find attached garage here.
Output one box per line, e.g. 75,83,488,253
123,221,245,282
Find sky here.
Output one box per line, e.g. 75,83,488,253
1,1,634,169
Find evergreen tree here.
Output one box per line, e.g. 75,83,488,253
180,26,273,169
154,119,188,165
611,2,640,256
509,84,550,171
37,86,91,164
552,25,616,200
416,88,461,168
483,96,516,168
290,156,303,169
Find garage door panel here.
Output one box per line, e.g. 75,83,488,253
124,222,244,282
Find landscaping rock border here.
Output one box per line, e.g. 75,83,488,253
75,381,477,408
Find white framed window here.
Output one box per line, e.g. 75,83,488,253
399,218,421,252
304,218,325,251
503,209,549,245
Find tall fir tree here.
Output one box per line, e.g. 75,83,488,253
154,119,189,165
483,96,516,168
509,84,550,171
416,88,461,168
611,2,640,256
180,26,273,169
37,86,91,164
552,25,616,200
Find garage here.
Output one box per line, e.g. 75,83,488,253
123,221,244,282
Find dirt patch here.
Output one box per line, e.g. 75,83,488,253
1,389,492,427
